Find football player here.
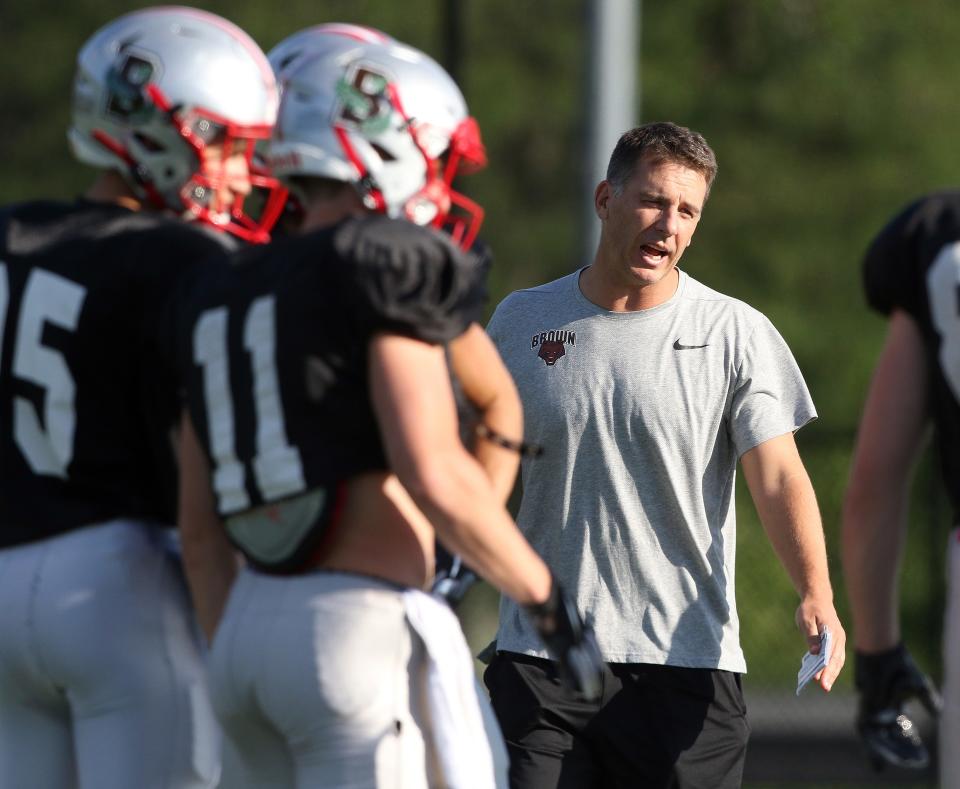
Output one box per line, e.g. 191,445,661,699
269,25,526,606
842,192,958,782
0,7,283,788
175,26,602,788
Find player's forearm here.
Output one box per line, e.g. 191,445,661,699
449,324,523,503
840,309,929,651
371,333,546,601
399,446,551,606
180,521,239,643
472,408,522,504
176,410,239,642
841,485,908,651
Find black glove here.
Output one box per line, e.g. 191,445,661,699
430,549,478,609
855,643,942,770
524,576,604,701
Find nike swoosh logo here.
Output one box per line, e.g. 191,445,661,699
673,339,709,350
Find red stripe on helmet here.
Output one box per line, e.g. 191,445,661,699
311,23,391,43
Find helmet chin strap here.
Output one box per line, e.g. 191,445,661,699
90,129,168,210
441,190,484,250
333,126,387,213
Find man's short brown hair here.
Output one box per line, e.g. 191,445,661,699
606,122,718,199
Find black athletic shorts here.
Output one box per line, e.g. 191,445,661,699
483,651,749,789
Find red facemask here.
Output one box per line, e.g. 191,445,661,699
332,80,487,251
92,83,287,244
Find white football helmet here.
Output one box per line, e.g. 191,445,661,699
267,25,487,249
68,6,286,242
269,23,396,84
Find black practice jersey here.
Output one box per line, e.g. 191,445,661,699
0,199,233,547
178,215,486,521
863,190,960,519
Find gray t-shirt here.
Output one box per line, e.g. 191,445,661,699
487,268,816,672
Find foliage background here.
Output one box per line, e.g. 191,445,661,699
1,0,955,779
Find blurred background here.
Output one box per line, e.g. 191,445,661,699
2,0,955,785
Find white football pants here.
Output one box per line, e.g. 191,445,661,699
208,569,507,789
0,519,220,788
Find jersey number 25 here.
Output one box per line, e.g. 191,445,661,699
0,263,85,478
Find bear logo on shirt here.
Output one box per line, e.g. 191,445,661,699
538,341,565,365
531,330,575,366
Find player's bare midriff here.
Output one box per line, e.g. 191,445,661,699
316,470,436,590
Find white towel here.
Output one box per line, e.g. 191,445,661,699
402,589,505,789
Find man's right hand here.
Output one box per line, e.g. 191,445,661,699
524,577,604,701
855,643,942,770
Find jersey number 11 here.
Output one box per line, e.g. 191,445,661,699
193,295,306,514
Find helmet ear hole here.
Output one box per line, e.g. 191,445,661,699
132,132,165,153
370,143,395,162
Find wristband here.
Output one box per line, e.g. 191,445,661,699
475,423,544,457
